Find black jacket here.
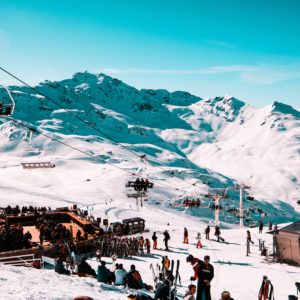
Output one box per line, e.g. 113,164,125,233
197,262,214,283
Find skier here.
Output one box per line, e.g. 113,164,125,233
184,227,189,244
163,230,171,251
184,284,197,300
205,225,210,240
258,275,274,300
274,224,278,231
196,232,202,249
154,278,176,300
268,222,273,231
152,232,158,250
186,254,202,281
214,225,225,242
196,255,214,300
247,230,254,245
259,220,264,234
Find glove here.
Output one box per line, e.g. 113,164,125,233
190,276,195,281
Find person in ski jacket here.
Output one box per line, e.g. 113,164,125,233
196,255,214,300
152,232,158,249
54,256,70,275
205,226,210,240
163,256,170,270
186,254,202,280
259,221,264,234
247,230,254,244
184,227,189,244
145,238,151,254
97,260,114,284
125,264,144,289
214,225,224,242
114,263,127,286
184,284,197,300
163,230,170,251
77,257,96,278
258,275,274,300
196,233,202,248
154,279,172,300
268,222,273,231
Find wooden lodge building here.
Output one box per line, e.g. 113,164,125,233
274,220,300,265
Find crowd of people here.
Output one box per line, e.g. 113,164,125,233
94,235,151,258
0,205,50,216
0,224,33,252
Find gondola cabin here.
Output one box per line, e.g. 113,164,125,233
0,86,15,117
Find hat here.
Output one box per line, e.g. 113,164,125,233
186,254,194,262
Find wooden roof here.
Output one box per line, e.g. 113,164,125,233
279,220,300,234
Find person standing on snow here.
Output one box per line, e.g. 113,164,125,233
184,227,189,244
152,232,158,250
163,230,170,251
259,220,264,234
196,232,202,248
205,225,210,240
196,255,214,300
247,230,254,245
186,254,202,281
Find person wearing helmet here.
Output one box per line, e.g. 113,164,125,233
186,254,202,281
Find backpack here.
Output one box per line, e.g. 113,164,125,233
133,271,142,282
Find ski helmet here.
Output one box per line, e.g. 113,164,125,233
186,254,194,262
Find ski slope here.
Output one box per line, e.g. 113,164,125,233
0,201,299,300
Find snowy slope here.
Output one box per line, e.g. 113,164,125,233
0,72,299,221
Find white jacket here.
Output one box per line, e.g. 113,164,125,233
114,269,127,285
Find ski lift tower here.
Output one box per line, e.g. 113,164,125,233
206,188,228,226
234,183,250,228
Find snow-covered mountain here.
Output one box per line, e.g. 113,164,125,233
0,72,299,222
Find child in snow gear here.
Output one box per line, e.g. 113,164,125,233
196,233,202,248
184,284,197,300
186,254,201,281
163,230,170,251
205,225,210,240
183,227,189,244
152,232,158,249
196,255,214,300
258,275,274,300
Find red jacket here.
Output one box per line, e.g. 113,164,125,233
190,258,201,280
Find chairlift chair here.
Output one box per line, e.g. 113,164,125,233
0,86,15,117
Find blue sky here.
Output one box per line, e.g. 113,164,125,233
0,0,300,107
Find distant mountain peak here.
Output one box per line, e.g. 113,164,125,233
271,101,300,118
